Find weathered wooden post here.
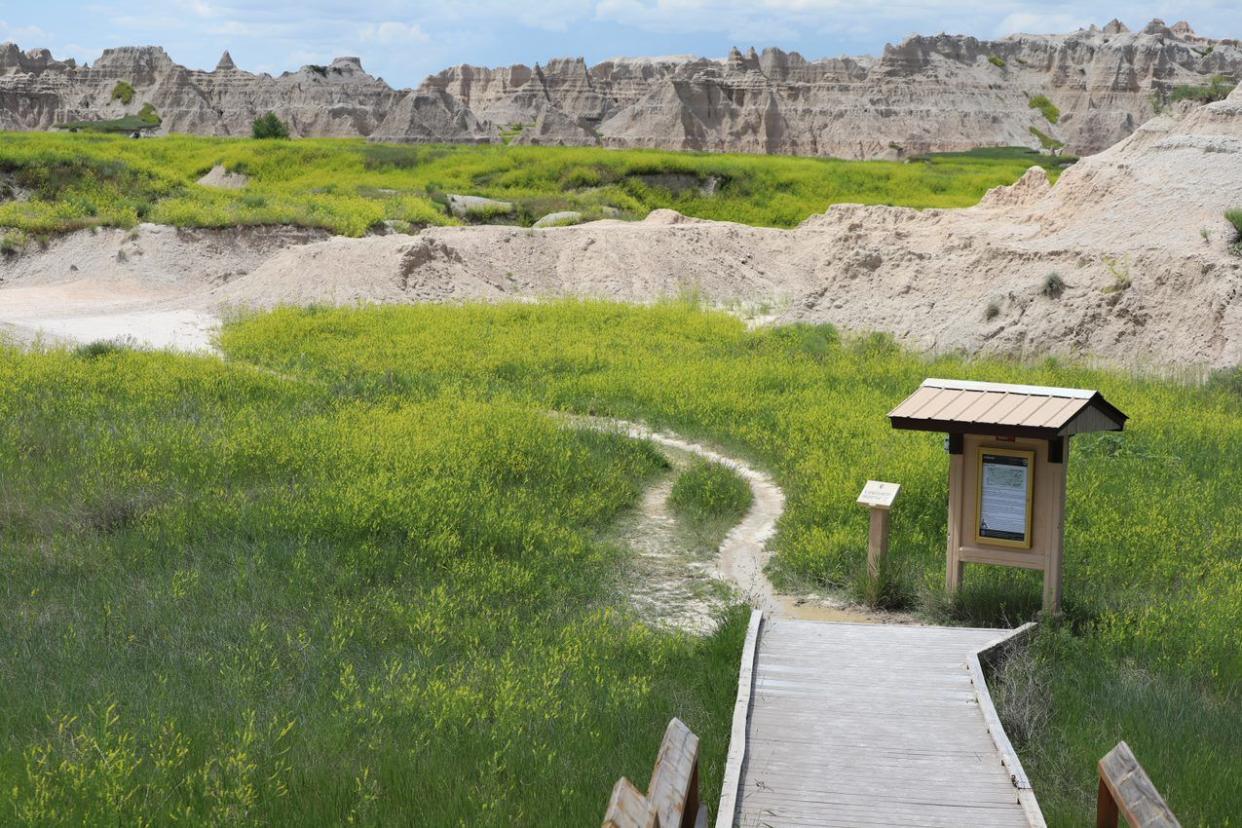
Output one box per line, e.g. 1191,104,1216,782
857,480,900,589
1096,741,1180,828
603,718,708,828
888,378,1128,615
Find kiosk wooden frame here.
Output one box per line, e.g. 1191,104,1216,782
889,378,1128,614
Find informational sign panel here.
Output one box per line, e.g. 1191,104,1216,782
975,449,1034,548
857,480,901,510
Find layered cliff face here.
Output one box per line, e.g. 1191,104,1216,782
1,19,1239,156
0,45,407,137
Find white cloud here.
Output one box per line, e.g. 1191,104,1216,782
995,11,1092,36
0,20,50,42
359,21,430,45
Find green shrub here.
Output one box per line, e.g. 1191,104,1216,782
1028,94,1061,124
0,231,26,255
111,81,135,105
1170,75,1236,104
1042,272,1065,298
1227,209,1242,237
669,460,753,524
1207,365,1242,397
988,54,1007,68
1029,126,1065,153
73,339,130,358
251,112,290,140
137,103,160,126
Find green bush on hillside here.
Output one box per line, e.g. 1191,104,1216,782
137,103,161,126
1170,75,1236,104
1029,126,1065,154
1028,94,1061,124
988,54,1006,68
1227,209,1242,237
251,112,290,139
111,81,135,105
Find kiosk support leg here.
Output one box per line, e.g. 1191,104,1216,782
946,451,965,593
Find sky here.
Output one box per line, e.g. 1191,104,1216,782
1,1,1237,89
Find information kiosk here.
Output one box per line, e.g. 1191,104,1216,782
888,378,1128,614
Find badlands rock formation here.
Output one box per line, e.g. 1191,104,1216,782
2,19,1240,156
3,87,1240,368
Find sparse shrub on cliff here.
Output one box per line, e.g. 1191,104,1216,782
988,54,1006,68
1028,94,1061,124
1029,126,1065,154
1042,271,1065,298
985,300,1001,320
111,81,134,105
1228,209,1242,254
251,112,290,139
1170,74,1236,104
0,231,26,256
137,103,160,126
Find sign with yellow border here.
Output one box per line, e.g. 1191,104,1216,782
975,447,1035,549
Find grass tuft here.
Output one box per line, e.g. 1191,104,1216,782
669,460,753,525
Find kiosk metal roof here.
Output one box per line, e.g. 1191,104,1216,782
888,378,1127,438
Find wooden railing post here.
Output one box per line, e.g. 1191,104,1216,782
1096,741,1180,828
603,718,709,828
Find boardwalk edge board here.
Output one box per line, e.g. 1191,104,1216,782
967,621,1047,828
714,608,763,828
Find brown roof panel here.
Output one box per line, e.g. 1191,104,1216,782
997,394,1064,426
889,378,1127,436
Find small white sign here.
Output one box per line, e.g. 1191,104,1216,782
857,480,901,510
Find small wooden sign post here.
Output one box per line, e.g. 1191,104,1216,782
857,480,900,586
888,378,1128,615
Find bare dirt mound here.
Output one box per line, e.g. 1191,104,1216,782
196,165,249,190
206,95,1242,369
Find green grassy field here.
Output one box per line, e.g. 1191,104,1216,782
0,133,1071,239
2,302,1237,825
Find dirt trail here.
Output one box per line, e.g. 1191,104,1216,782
577,416,901,628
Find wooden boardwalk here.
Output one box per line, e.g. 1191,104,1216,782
731,619,1036,828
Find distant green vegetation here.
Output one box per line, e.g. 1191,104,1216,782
54,103,161,135
1028,94,1061,125
1170,74,1237,104
110,81,135,105
988,54,1007,68
1228,208,1242,254
251,111,290,140
0,133,1071,238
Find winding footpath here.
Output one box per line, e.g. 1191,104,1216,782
579,416,892,625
